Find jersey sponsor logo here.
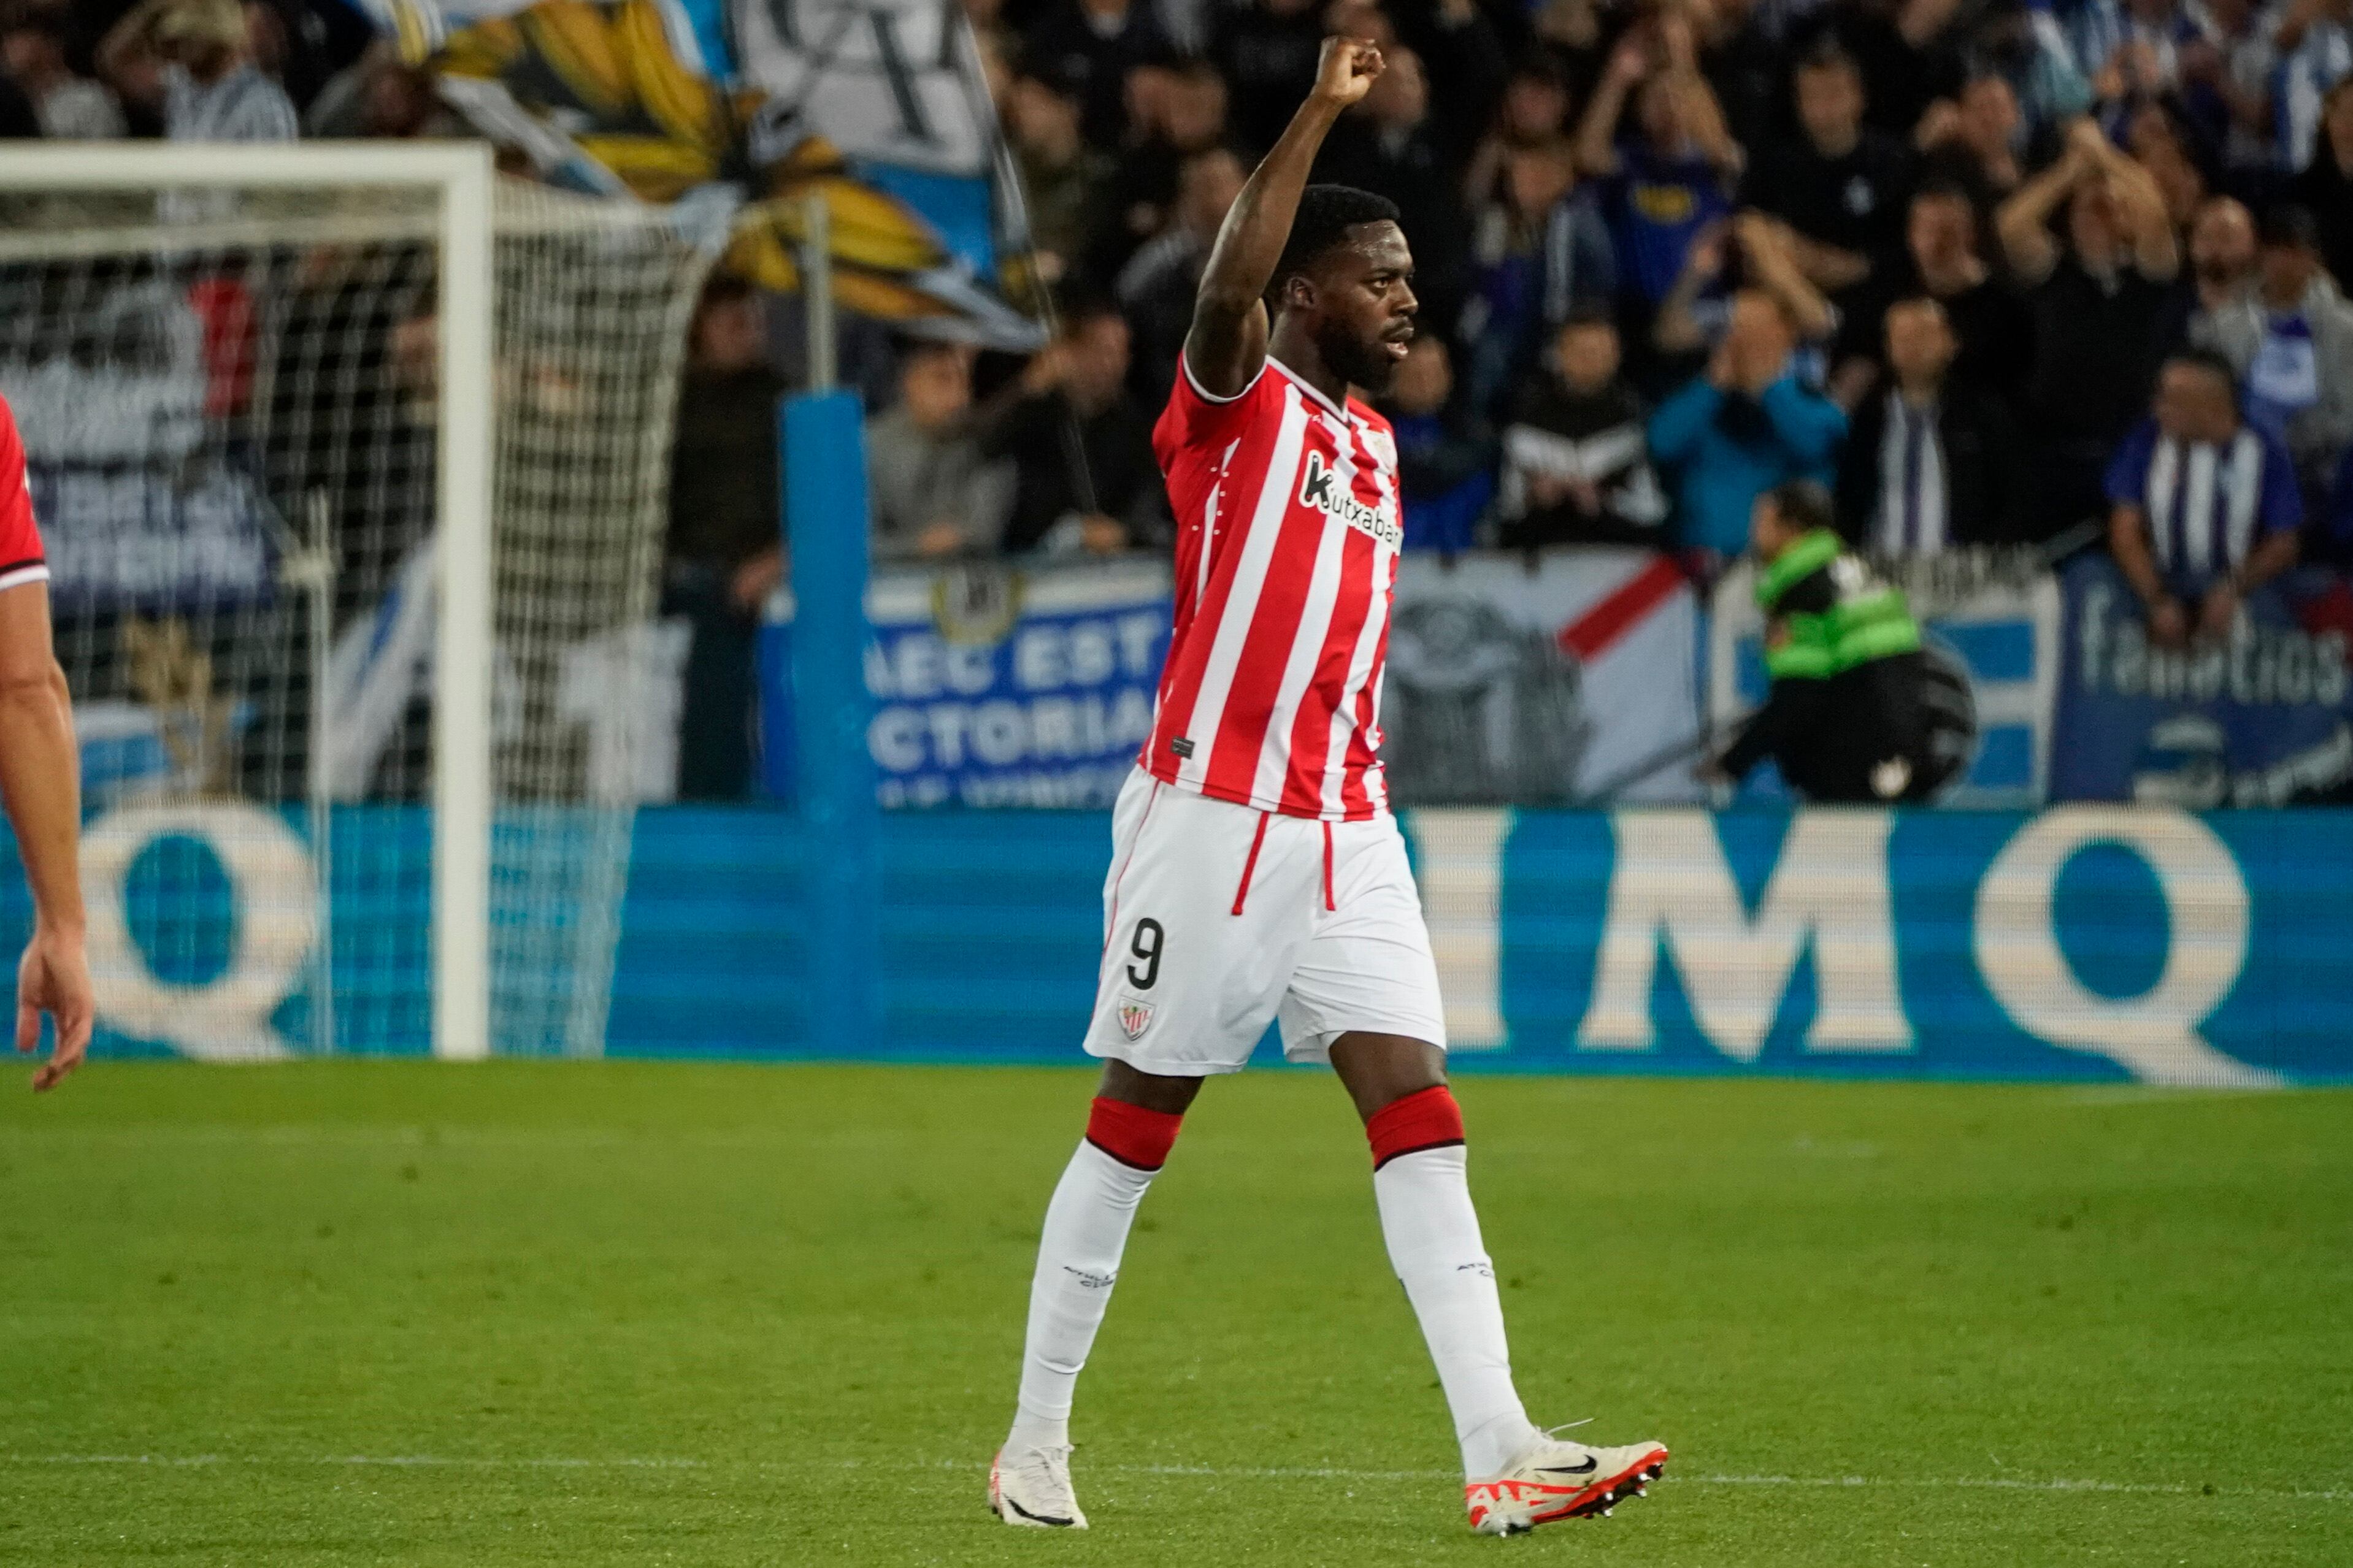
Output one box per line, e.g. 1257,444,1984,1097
1297,449,1401,550
1116,996,1154,1039
1169,736,1194,759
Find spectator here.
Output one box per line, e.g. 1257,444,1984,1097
2288,77,2353,288
1316,46,1468,329
99,0,297,144
1832,181,2033,407
2186,194,2257,316
980,304,1162,555
1383,337,1496,554
1914,73,2029,208
1116,143,1245,403
1455,146,1614,413
1971,0,2096,135
1742,42,1914,299
2273,0,2352,174
1209,0,1325,155
1648,286,1848,558
1104,58,1226,273
1006,69,1114,294
1019,0,1173,147
2192,205,2353,497
2178,0,2280,180
1498,310,1669,548
1997,118,2182,536
302,40,443,139
663,279,786,802
1464,56,1576,204
2119,99,2211,236
1575,25,1745,316
1655,212,1837,367
866,342,1013,562
2106,348,2301,646
1836,297,2024,551
2,4,126,138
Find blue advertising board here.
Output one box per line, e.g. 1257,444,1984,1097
758,560,1171,808
2049,555,2353,803
36,799,2351,1085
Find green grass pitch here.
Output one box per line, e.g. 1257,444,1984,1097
2,1061,2347,1566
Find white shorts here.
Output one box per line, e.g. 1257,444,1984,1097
1081,767,1448,1077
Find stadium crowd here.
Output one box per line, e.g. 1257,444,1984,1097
10,0,2353,798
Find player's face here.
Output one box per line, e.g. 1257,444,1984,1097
1308,221,1418,395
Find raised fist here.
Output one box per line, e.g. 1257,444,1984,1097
1313,36,1386,109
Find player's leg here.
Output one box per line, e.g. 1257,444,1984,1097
993,1061,1200,1529
1291,818,1667,1533
1329,1031,1539,1478
992,779,1313,1528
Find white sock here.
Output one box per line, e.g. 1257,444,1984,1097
1375,1144,1540,1478
1004,1139,1157,1456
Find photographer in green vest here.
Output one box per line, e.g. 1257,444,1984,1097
1707,481,1970,803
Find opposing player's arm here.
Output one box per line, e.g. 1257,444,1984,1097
0,581,91,1092
1183,37,1383,399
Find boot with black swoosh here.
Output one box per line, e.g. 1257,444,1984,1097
1464,1428,1669,1534
989,1444,1088,1529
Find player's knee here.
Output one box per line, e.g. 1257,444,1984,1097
1084,1093,1186,1172
1097,1058,1203,1117
1364,1084,1465,1171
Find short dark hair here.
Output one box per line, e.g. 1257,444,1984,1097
1765,480,1837,535
1559,304,1617,334
1270,184,1402,305
2165,346,2242,406
1795,40,1860,82
2257,203,2320,253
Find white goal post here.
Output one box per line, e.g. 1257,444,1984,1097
0,142,712,1062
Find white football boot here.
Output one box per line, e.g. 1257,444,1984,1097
989,1444,1088,1529
1464,1425,1669,1535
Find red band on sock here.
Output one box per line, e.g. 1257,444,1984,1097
1366,1085,1465,1171
1086,1096,1184,1171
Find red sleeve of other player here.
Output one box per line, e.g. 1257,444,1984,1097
0,395,48,593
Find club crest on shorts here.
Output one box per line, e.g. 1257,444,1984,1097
1116,997,1155,1040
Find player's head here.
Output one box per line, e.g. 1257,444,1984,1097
1751,479,1835,559
1269,183,1415,395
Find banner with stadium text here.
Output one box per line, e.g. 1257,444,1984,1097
758,558,1171,809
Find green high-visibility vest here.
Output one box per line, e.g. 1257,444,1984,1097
1754,529,1921,681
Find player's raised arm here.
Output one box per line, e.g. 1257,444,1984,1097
1182,36,1383,397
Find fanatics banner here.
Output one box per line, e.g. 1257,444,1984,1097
2048,554,2353,805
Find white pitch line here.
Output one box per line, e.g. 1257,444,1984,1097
1,1453,2345,1503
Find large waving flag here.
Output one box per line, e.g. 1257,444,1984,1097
344,0,1045,346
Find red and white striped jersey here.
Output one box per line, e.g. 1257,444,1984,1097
0,394,45,595
1143,355,1402,822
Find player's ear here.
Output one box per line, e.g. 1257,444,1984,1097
1283,272,1316,313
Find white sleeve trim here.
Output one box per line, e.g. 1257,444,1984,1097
0,563,47,594
1181,349,1264,407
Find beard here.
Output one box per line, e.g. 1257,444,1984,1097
1314,316,1401,396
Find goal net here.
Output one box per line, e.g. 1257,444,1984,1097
0,146,713,1060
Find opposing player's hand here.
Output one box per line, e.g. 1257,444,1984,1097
17,924,92,1092
1312,36,1384,109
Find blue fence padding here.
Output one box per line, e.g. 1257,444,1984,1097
26,802,2352,1082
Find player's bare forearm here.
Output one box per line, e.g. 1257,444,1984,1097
1184,37,1382,396
0,591,80,939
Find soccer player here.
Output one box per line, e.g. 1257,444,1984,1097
988,38,1667,1537
0,391,92,1091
